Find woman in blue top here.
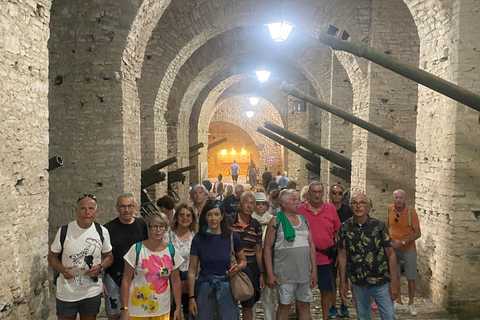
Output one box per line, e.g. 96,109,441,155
187,200,247,320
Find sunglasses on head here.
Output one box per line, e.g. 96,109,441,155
77,194,97,203
206,200,222,207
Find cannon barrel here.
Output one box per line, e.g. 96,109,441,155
280,82,416,153
305,163,320,175
141,171,166,189
189,152,200,160
257,127,320,167
48,156,63,172
168,165,197,184
330,166,351,182
208,137,228,150
318,24,480,113
141,156,177,178
264,121,352,171
189,143,204,153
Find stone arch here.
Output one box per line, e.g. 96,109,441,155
207,95,284,179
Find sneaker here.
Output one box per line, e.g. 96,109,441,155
394,302,405,311
409,304,418,316
340,304,350,318
329,305,339,319
371,300,378,313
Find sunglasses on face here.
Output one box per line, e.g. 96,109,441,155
77,194,97,203
331,191,343,196
256,202,268,206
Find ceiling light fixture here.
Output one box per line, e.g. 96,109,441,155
266,20,294,42
255,70,271,83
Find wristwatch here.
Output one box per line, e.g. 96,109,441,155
99,264,104,272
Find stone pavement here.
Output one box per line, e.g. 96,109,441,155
47,281,459,319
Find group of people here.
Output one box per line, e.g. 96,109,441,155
48,179,421,320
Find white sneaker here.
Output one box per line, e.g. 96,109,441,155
394,302,405,311
409,304,418,316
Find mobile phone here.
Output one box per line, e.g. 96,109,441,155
228,266,235,272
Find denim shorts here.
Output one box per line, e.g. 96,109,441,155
56,293,101,318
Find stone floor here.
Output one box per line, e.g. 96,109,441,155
47,281,459,319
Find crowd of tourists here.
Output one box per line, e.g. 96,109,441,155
48,167,421,320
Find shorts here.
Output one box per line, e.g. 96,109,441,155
131,312,169,320
232,174,239,181
317,264,335,292
56,294,101,318
240,264,261,308
276,282,313,305
104,273,121,317
395,249,418,279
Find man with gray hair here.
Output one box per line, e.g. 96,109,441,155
48,194,114,320
297,181,340,319
337,192,398,320
103,193,148,320
222,183,244,218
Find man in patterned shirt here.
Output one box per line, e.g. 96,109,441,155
336,192,398,320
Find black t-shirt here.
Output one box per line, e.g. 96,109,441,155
337,203,354,223
222,194,241,216
104,217,148,278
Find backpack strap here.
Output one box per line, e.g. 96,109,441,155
167,242,175,266
59,224,68,253
134,242,142,275
93,222,104,243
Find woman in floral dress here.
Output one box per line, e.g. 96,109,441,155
120,212,183,320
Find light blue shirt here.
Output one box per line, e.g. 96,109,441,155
229,163,239,175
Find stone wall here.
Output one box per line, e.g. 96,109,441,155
0,1,51,318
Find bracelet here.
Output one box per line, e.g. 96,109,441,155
189,296,195,299
120,307,128,311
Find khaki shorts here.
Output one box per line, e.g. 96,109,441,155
276,282,313,305
395,249,418,280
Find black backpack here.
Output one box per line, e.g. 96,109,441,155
53,222,104,285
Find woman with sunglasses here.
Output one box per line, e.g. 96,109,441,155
120,213,183,320
188,200,247,320
166,204,198,320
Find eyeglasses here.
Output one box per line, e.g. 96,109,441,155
117,204,135,210
256,202,268,206
394,213,401,222
77,194,97,203
351,201,368,207
331,191,343,196
150,225,167,231
206,200,222,207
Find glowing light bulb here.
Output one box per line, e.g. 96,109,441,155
231,148,236,155
221,149,227,155
266,21,294,42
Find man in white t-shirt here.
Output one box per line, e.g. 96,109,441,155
48,194,113,320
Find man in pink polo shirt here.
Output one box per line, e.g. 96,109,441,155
297,181,340,320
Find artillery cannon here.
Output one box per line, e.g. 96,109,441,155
48,156,64,172
305,163,320,175
167,165,196,185
207,137,228,150
264,121,352,171
257,127,320,167
280,82,416,153
189,143,204,153
141,156,177,189
318,24,480,113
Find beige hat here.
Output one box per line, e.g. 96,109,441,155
255,192,267,202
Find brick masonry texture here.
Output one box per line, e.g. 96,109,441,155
2,0,480,318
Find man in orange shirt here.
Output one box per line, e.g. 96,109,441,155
387,189,421,316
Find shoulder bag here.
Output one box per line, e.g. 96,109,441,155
229,234,254,301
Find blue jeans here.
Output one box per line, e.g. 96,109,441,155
195,275,239,320
352,283,396,320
